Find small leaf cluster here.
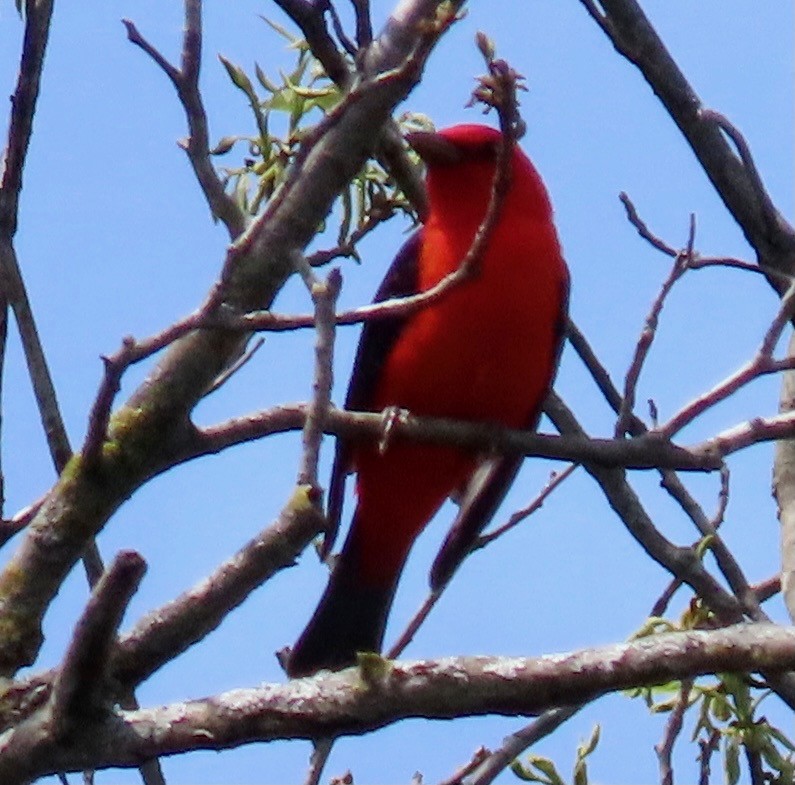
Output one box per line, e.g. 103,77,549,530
629,608,795,784
510,726,600,785
693,674,795,785
213,19,429,262
215,19,341,217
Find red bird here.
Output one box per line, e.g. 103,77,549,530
286,124,569,677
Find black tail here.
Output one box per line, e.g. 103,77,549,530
286,531,397,678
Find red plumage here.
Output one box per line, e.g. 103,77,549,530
286,124,569,677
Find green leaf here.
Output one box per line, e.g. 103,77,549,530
260,15,306,48
528,757,565,785
724,738,741,785
255,62,280,93
768,724,795,754
219,54,254,94
210,136,238,156
509,759,544,783
578,725,601,758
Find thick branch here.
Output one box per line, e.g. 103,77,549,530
50,551,146,733
7,624,795,780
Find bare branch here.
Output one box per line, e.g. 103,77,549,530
0,11,72,474
464,705,584,785
0,0,54,235
10,624,795,780
272,0,351,85
438,746,489,785
50,551,146,735
350,0,373,47
615,211,693,435
298,268,342,488
189,403,723,472
580,0,795,285
386,587,443,660
619,191,677,257
475,464,577,549
111,488,325,687
654,679,693,785
659,281,795,438
544,392,743,624
123,7,246,237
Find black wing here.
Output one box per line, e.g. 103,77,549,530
323,231,423,556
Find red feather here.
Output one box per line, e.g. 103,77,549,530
287,124,569,677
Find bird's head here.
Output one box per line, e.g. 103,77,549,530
405,124,551,223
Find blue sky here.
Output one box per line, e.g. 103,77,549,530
1,1,793,782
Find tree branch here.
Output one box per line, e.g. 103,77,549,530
297,268,341,488
50,551,146,734
580,0,795,283
123,1,246,238
111,488,325,687
7,624,795,780
190,404,724,471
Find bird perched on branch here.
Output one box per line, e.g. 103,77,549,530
286,123,569,678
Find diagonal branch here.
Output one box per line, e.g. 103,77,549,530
50,551,146,735
111,490,325,688
580,0,795,283
544,391,744,624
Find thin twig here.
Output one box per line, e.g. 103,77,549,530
463,706,584,785
204,337,265,396
659,281,795,438
475,464,577,549
326,1,357,56
698,728,721,785
437,746,489,785
306,202,404,267
386,588,442,659
350,0,373,46
298,269,342,488
272,0,351,85
654,679,694,785
123,6,245,237
615,209,694,436
619,191,678,257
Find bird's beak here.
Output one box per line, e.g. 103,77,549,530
405,131,462,165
